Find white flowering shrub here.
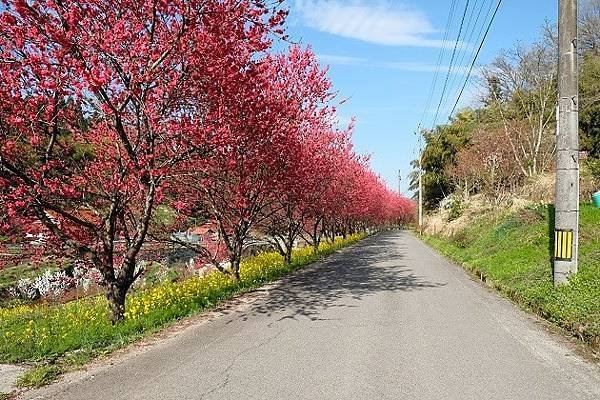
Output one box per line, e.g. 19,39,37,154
9,263,105,301
34,270,74,298
9,278,39,300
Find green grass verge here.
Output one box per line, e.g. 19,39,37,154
0,234,366,369
423,204,600,349
16,365,63,388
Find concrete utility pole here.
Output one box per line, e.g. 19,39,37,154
554,0,579,286
418,144,424,234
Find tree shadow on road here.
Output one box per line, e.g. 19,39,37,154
234,231,446,323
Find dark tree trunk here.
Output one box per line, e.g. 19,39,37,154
284,241,293,265
103,181,155,324
282,233,294,265
308,233,319,253
230,256,241,281
106,282,128,325
310,221,322,253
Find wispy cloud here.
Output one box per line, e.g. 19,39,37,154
317,54,471,74
294,0,452,48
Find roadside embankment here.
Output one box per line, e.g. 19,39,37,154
423,204,600,352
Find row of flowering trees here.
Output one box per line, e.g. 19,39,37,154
0,0,414,322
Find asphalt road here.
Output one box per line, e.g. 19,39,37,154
23,231,600,400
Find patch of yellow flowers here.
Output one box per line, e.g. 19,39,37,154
0,234,365,362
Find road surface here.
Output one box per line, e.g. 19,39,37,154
23,231,600,400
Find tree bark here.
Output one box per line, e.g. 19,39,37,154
106,282,128,324
309,219,322,253
230,256,241,281
284,250,292,265
283,238,294,265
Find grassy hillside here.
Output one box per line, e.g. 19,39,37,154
424,204,600,349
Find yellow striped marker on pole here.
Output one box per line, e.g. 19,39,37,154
554,229,574,261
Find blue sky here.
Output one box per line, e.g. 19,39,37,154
278,0,556,195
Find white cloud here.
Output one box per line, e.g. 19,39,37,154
294,0,452,48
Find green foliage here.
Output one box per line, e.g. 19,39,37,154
424,204,600,348
142,262,180,286
586,157,600,184
445,197,464,221
152,205,177,227
16,365,63,388
580,54,600,158
410,110,475,209
0,235,366,365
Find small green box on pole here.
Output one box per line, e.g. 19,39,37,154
593,191,600,208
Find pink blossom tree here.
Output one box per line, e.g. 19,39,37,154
0,0,285,322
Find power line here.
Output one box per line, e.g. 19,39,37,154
413,0,459,219
448,0,503,117
415,0,458,133
413,0,502,227
444,0,492,112
444,0,496,116
431,0,471,128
